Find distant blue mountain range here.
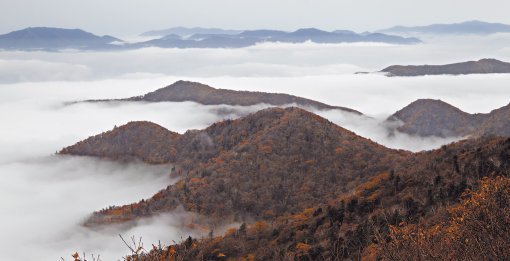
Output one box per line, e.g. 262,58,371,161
378,20,510,35
0,26,421,51
134,28,421,49
3,21,510,52
0,27,122,51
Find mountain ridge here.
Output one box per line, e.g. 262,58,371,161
0,26,421,51
138,135,510,260
138,28,421,48
84,80,363,114
387,98,510,137
381,58,510,76
60,107,408,225
58,107,510,260
378,20,510,35
0,27,122,51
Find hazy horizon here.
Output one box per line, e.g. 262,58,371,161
1,0,510,36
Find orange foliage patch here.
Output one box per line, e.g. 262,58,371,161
259,145,272,154
296,242,312,255
152,191,165,201
108,208,124,216
305,159,315,165
250,221,269,234
190,178,202,183
224,227,238,237
355,172,390,196
215,158,225,164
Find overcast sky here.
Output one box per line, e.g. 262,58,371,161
1,0,510,36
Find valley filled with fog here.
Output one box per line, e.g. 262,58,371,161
1,35,510,259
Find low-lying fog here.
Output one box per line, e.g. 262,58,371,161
1,36,509,259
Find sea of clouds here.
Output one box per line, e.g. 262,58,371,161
1,35,510,259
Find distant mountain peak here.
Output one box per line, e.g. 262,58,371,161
3,26,118,40
404,98,460,108
1,26,421,51
388,99,476,137
161,80,214,91
332,29,357,35
381,58,510,76
378,20,510,35
136,80,214,95
393,98,469,118
60,120,180,164
0,27,122,50
292,28,327,33
139,27,421,48
111,80,361,114
388,98,510,138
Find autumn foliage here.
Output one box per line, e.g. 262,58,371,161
379,176,510,260
59,106,510,260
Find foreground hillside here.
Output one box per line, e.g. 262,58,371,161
61,107,406,225
130,136,510,260
134,174,510,260
387,99,510,137
85,80,362,114
60,107,510,260
381,58,510,76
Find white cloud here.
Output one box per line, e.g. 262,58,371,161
0,59,92,83
1,37,510,259
0,81,275,259
0,155,191,260
313,109,462,151
1,34,510,82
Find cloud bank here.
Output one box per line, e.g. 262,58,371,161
1,36,510,259
0,155,189,260
1,33,510,83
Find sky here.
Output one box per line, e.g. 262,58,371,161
1,0,510,36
